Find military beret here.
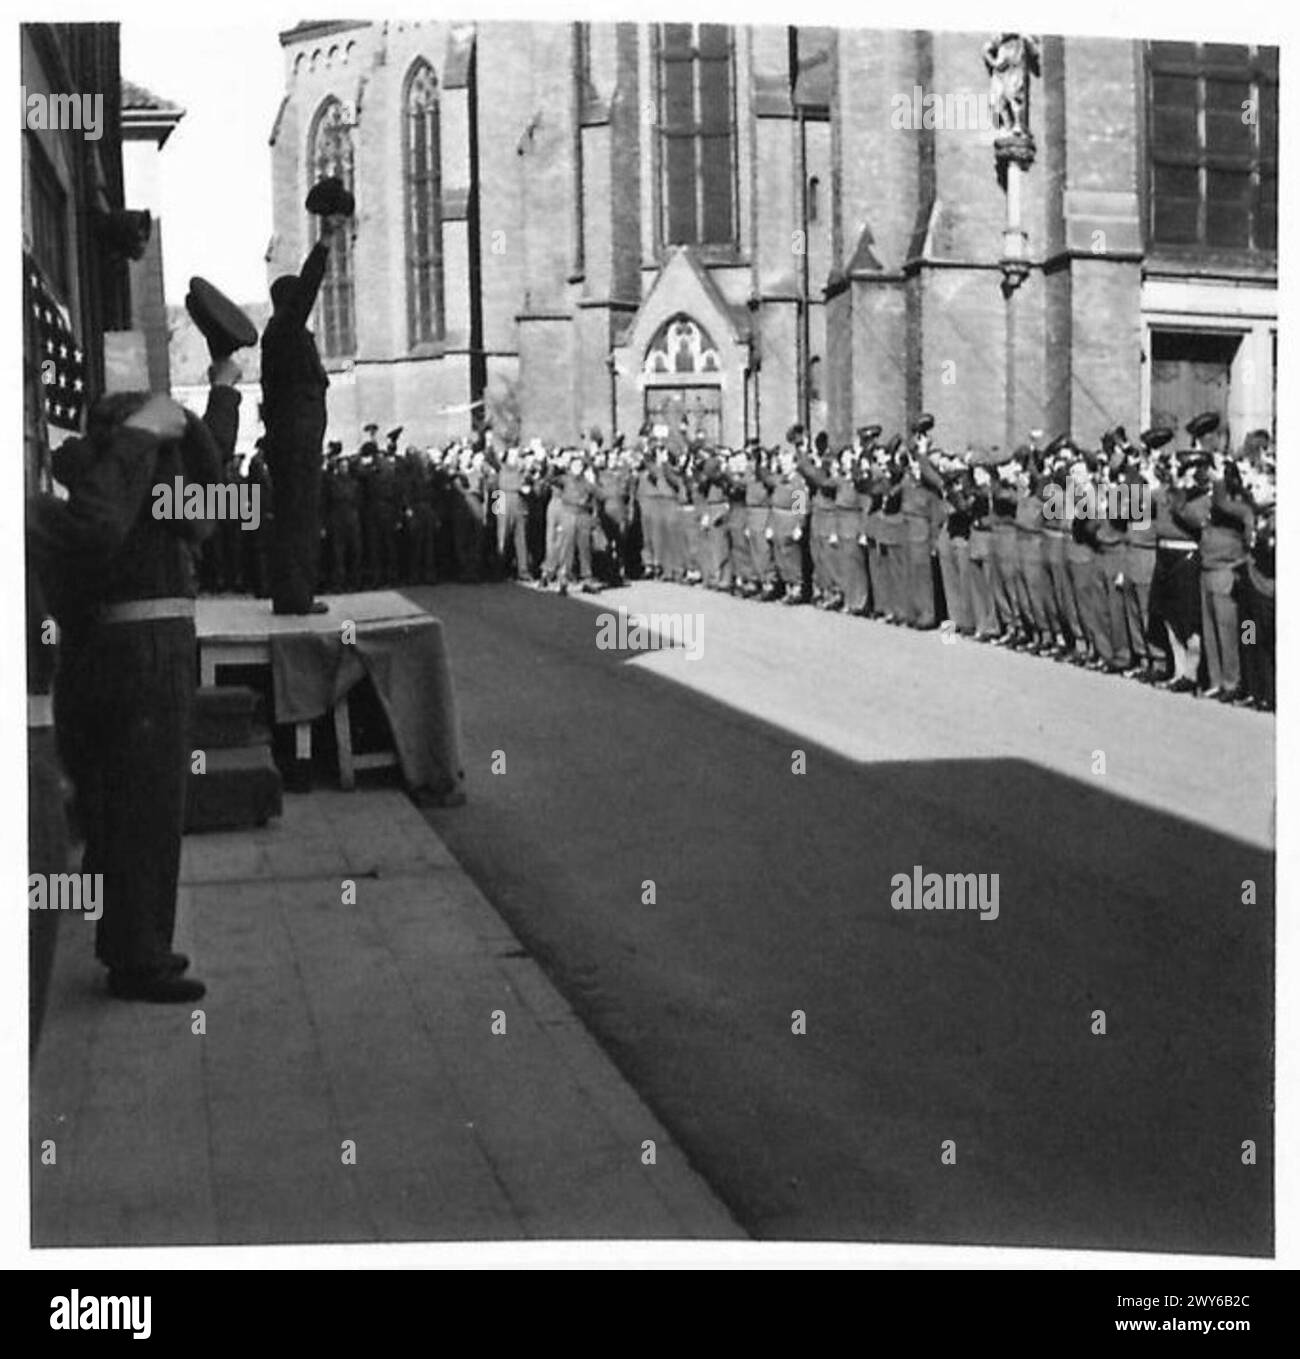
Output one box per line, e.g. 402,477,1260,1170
913,413,935,435
786,424,805,443
305,176,355,217
857,424,882,441
185,277,258,358
1185,411,1221,440
387,426,403,442
1141,427,1174,450
1107,424,1129,447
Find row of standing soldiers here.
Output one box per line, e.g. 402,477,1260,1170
512,414,1274,710
199,415,1275,710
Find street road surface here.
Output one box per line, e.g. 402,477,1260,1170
413,581,1273,1253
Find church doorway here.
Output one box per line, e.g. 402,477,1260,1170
643,385,723,444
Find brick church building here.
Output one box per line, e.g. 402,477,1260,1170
268,21,1277,452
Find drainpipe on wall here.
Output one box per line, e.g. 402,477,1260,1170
607,354,618,440
798,104,811,434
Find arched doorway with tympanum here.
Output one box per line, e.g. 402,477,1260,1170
640,314,724,445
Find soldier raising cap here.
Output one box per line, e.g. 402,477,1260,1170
1140,427,1174,451
1186,412,1224,461
1185,410,1221,442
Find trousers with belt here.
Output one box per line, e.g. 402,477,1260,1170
55,613,195,974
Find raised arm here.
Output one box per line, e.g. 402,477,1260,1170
284,240,330,331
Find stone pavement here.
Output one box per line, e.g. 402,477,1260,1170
30,789,742,1246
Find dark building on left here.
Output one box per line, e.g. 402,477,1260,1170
21,22,160,491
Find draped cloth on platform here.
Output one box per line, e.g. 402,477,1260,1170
269,616,463,801
196,593,464,803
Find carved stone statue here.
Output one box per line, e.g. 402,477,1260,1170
983,32,1041,139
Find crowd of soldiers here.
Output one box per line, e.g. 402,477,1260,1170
199,411,1276,711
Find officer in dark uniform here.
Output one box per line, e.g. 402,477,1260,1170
1238,497,1275,710
323,443,362,591
47,360,242,1002
405,452,440,585
243,438,273,597
365,448,401,586
900,416,944,628
261,208,349,614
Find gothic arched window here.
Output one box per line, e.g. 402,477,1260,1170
404,61,444,347
308,97,356,357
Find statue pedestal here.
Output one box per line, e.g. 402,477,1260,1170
994,131,1036,189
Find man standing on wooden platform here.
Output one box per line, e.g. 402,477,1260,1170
261,177,353,615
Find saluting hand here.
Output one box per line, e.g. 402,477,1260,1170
124,394,187,442
209,357,243,389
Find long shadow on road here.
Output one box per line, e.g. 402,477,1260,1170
411,583,1273,1254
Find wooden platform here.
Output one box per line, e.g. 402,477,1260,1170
195,592,440,791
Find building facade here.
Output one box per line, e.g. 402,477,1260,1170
121,79,185,395
22,23,133,488
268,21,1277,452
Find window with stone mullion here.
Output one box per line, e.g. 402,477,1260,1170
658,23,735,249
309,98,356,357
1148,41,1277,254
405,64,443,347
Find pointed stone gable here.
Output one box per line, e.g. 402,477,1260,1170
616,247,749,375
